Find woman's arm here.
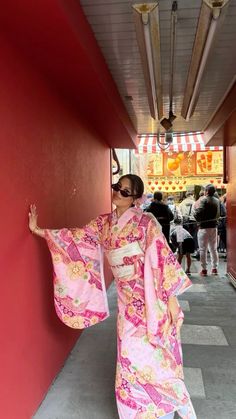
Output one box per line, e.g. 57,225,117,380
28,204,46,238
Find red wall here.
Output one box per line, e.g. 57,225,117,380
226,144,236,280
0,35,112,419
0,0,137,149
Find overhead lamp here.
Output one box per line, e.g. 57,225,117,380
160,1,178,132
169,1,178,122
182,0,229,121
133,3,163,120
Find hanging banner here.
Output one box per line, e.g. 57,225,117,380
196,150,223,175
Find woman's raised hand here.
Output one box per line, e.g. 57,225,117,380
29,204,38,233
28,204,45,237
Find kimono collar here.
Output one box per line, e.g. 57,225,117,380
111,207,143,230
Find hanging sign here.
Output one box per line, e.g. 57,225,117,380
196,150,223,175
146,153,164,176
163,151,196,176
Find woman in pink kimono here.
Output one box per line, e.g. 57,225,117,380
29,174,196,419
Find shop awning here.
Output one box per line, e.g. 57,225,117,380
137,132,223,153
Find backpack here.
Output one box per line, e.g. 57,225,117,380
182,204,192,226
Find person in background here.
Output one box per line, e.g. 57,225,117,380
28,174,196,419
146,191,174,245
170,218,195,276
167,196,183,234
179,191,195,232
194,184,220,276
191,190,205,260
193,190,205,210
141,192,153,210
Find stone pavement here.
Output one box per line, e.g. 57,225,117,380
34,258,236,419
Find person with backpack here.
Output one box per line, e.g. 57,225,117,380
194,184,220,276
179,191,195,231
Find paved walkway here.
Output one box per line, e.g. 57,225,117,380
34,258,236,419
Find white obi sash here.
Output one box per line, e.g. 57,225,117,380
106,242,144,278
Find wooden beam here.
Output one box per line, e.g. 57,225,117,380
204,82,236,146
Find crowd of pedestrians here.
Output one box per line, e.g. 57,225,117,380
144,185,227,276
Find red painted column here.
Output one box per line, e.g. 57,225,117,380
226,144,236,282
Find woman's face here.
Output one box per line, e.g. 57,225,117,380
112,177,135,209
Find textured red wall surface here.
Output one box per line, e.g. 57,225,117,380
0,0,137,149
0,35,112,419
226,144,236,280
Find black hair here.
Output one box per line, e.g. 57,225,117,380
119,174,144,198
205,184,215,197
154,191,163,201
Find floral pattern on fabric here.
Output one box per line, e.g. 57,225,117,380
45,219,109,329
45,208,196,418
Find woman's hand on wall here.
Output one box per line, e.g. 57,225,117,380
29,204,45,238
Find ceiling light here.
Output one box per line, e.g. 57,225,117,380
169,1,178,121
181,0,229,121
133,3,163,120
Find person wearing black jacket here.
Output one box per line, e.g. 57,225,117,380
194,184,220,276
146,191,174,245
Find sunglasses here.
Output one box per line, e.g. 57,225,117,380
111,183,137,198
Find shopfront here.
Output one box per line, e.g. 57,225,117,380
131,132,225,199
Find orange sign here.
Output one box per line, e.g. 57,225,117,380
196,151,223,175
164,151,196,176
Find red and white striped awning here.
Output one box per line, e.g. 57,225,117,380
137,132,223,153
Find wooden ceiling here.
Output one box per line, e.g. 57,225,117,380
81,0,236,135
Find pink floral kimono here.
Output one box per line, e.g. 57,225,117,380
45,207,196,419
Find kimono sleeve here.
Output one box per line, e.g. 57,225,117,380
44,216,109,329
143,214,192,346
144,215,192,297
